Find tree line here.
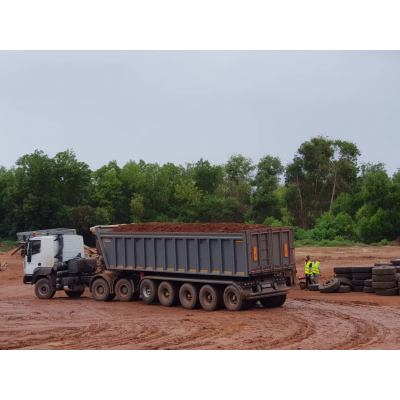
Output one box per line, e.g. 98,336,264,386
1,136,399,246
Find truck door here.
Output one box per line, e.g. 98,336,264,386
24,239,42,275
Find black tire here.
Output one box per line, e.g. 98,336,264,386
158,281,179,307
299,282,306,290
35,278,56,299
65,289,85,298
390,260,400,266
260,295,287,308
351,266,373,273
364,287,375,293
337,277,353,287
199,284,221,311
372,266,396,276
223,285,244,311
396,273,400,283
372,274,397,282
364,279,372,287
92,279,111,302
308,284,319,291
352,280,366,286
140,278,159,304
333,267,352,274
372,281,397,290
179,283,199,310
375,288,399,296
334,273,353,280
319,278,340,293
352,273,372,280
335,285,351,293
353,286,365,292
115,278,134,302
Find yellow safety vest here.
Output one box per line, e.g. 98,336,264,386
305,261,312,274
312,261,320,275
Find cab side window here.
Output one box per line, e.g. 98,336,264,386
30,240,41,255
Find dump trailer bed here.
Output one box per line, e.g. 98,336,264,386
94,226,295,278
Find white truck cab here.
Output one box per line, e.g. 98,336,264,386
23,234,85,276
19,228,97,300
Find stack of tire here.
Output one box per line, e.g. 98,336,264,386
372,265,399,296
351,266,373,293
332,267,354,291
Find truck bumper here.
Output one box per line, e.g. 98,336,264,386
23,275,33,284
241,284,289,300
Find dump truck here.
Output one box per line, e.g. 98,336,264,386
21,224,296,311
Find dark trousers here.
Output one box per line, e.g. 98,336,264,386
305,274,312,289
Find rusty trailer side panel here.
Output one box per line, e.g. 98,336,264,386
246,228,295,275
95,227,295,279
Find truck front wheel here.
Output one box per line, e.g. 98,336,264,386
35,278,56,300
92,279,113,302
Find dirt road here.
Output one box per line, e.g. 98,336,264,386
1,246,400,350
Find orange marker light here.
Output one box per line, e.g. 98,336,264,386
253,247,258,262
284,243,289,258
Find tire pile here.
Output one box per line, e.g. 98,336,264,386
316,259,400,295
372,264,400,296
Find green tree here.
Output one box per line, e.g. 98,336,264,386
249,155,284,223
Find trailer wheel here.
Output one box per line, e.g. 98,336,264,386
223,285,243,311
179,283,199,309
65,289,85,298
115,278,134,302
140,279,159,304
35,278,56,299
92,278,111,302
199,284,221,311
260,295,287,308
158,281,179,307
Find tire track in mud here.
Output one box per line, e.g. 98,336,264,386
2,296,400,349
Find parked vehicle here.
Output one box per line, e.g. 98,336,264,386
21,225,296,311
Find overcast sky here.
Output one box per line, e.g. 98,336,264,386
0,51,399,174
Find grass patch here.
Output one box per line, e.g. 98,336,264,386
294,239,375,248
0,240,19,252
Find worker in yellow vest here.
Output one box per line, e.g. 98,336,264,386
311,260,321,284
304,255,313,289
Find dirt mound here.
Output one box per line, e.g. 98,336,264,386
110,222,272,234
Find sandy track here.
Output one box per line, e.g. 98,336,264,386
1,245,400,350
1,285,400,350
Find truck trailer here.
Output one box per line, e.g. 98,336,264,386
21,224,296,311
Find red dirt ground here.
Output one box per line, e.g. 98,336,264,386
110,222,271,234
1,245,400,349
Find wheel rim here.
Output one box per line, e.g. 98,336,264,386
143,284,152,298
40,284,49,295
204,290,213,304
120,284,129,296
227,291,237,306
95,284,105,296
162,287,170,299
184,290,192,302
